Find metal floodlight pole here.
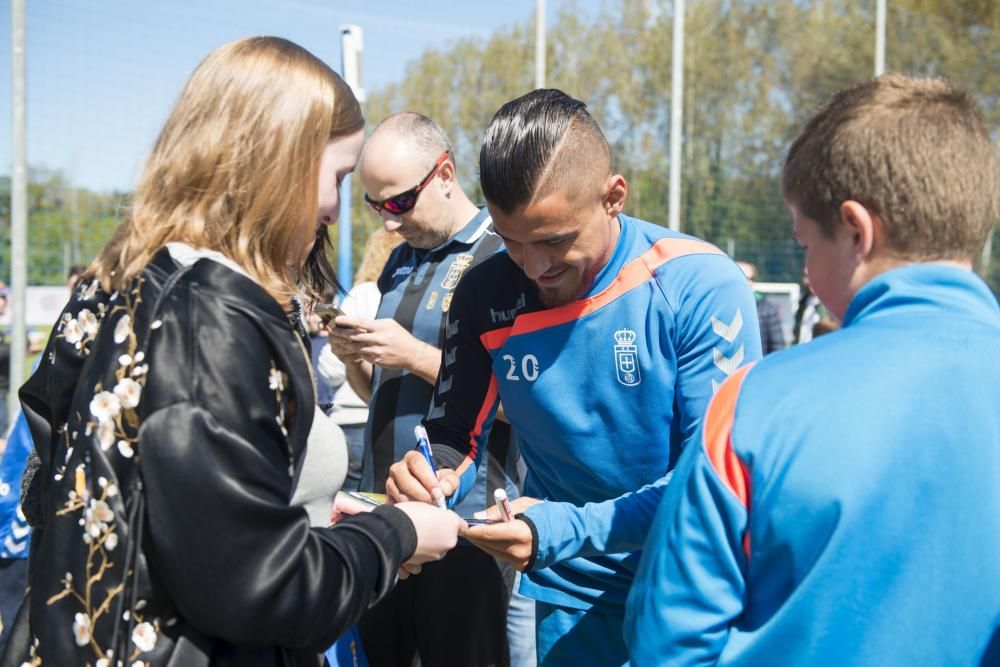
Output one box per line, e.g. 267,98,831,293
337,25,364,293
667,0,684,232
874,0,886,75
9,0,28,423
535,0,546,89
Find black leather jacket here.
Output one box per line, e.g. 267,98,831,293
6,249,415,666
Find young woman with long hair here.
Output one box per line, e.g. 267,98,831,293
4,36,464,667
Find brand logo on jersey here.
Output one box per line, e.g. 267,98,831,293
710,307,744,395
440,253,475,290
391,265,413,279
490,292,526,324
613,328,641,386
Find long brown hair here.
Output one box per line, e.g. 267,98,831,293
91,37,364,307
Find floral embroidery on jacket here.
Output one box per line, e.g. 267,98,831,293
269,362,297,477
45,277,162,664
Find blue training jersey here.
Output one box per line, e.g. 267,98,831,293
625,264,1000,665
425,214,761,614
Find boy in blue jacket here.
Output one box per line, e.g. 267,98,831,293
625,74,1000,665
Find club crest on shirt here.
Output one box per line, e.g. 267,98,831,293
614,328,641,386
440,253,475,290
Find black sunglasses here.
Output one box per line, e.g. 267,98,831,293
363,151,450,215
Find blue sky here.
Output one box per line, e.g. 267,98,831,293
0,0,599,192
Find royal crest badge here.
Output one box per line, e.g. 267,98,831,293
440,253,475,290
614,328,641,386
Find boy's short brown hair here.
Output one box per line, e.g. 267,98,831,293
782,73,999,262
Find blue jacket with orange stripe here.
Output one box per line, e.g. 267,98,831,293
424,215,761,614
624,264,1000,665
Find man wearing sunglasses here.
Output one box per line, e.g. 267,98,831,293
327,111,524,667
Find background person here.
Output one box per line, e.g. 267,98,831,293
736,260,787,354
625,73,1000,666
328,112,523,667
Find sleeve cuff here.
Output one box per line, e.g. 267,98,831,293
516,512,540,572
371,505,418,562
429,442,465,471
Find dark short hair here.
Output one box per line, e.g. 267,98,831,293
480,89,608,214
782,73,999,262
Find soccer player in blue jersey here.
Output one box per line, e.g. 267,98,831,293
625,74,1000,665
386,90,761,665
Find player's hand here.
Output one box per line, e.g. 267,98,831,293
386,450,460,505
475,496,542,522
463,497,542,571
394,501,467,566
332,316,434,372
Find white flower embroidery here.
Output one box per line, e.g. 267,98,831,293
80,279,99,300
90,391,122,424
119,354,133,367
114,314,131,344
83,498,114,544
131,621,157,652
134,351,145,363
97,420,116,451
63,319,84,346
118,440,135,458
105,532,118,551
91,499,114,524
96,659,109,667
73,612,91,646
268,368,285,391
78,309,99,337
113,378,142,410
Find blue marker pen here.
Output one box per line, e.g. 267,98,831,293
414,425,447,509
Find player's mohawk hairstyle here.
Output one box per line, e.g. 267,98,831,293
480,89,596,214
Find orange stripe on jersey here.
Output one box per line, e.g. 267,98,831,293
702,364,754,557
510,236,724,337
467,373,500,460
480,326,513,351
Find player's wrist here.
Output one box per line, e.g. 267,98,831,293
515,512,540,572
